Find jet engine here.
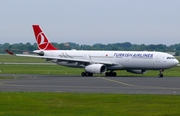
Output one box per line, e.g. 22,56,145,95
126,70,147,74
85,64,107,74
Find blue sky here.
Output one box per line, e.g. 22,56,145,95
0,0,180,45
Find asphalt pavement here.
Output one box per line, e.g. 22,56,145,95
0,74,180,94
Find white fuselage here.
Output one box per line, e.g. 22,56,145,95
41,50,179,70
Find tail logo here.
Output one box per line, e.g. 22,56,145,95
37,32,49,50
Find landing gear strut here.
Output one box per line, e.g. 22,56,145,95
158,70,164,78
105,71,117,77
81,72,93,77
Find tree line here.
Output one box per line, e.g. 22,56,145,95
1,42,180,55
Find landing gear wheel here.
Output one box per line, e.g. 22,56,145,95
81,72,85,77
158,70,164,78
105,71,117,77
112,72,117,77
86,72,93,77
158,74,163,78
105,72,109,76
81,72,93,77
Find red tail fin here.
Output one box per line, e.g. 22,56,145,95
32,25,57,50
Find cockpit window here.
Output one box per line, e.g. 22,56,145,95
167,57,175,59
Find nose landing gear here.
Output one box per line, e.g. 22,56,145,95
158,70,164,78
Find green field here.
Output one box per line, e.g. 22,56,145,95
0,54,46,63
0,55,180,116
0,64,180,77
0,92,180,116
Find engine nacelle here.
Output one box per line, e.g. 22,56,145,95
127,70,147,74
85,64,107,74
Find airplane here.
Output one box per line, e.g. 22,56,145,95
6,25,179,77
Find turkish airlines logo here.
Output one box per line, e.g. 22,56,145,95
37,32,49,50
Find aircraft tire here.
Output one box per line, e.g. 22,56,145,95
87,72,93,77
105,72,109,77
113,72,117,77
82,72,93,77
81,72,85,76
105,72,117,77
158,74,163,78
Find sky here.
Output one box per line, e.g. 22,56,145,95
0,0,180,45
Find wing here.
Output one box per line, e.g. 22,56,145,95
6,50,116,65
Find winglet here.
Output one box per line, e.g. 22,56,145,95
6,50,14,55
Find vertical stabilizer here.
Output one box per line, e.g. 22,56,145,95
32,25,57,50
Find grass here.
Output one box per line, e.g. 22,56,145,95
0,92,180,116
0,64,83,76
0,54,46,63
0,64,180,77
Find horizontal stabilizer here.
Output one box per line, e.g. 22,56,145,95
6,50,14,55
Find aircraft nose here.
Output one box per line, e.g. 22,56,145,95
166,58,179,68
175,59,179,65
172,59,179,67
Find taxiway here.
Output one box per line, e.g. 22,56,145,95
0,74,180,94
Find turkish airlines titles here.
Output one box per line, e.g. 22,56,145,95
114,53,154,59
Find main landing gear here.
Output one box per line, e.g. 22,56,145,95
81,71,117,77
158,70,164,78
105,71,117,77
81,72,93,77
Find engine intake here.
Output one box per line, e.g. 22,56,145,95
85,64,107,74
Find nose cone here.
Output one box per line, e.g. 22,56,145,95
166,58,179,68
174,59,179,66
